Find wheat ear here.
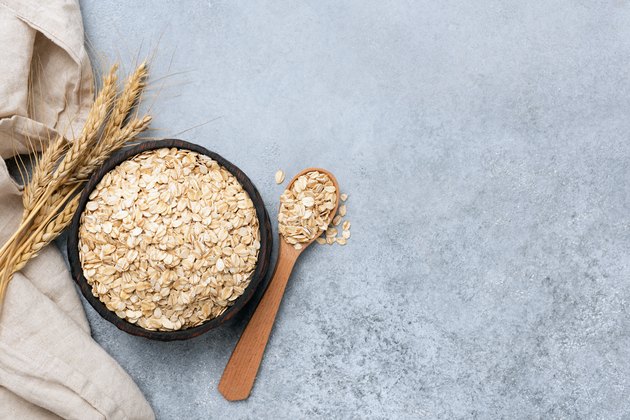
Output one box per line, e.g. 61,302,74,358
0,194,80,303
70,63,149,182
31,182,81,227
103,61,148,138
22,135,68,215
13,195,81,275
72,115,152,181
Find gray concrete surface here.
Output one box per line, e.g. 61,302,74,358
71,1,630,418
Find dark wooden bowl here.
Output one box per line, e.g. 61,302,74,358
67,139,272,341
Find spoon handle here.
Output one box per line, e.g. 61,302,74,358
218,240,299,401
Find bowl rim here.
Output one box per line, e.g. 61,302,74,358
67,139,272,341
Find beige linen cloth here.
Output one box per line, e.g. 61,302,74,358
0,0,154,419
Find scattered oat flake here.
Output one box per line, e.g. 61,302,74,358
336,237,347,245
342,230,351,239
338,205,347,216
275,170,285,184
333,215,342,226
342,220,351,231
316,237,326,245
340,193,348,202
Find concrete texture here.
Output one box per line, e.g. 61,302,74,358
71,1,630,418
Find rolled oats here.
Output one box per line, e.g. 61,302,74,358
78,148,261,331
278,170,337,249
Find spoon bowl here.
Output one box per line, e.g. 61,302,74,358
280,167,340,252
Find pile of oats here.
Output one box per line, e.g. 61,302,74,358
278,170,337,249
78,148,260,331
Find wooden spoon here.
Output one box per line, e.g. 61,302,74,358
218,168,340,401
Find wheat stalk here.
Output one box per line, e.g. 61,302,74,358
0,66,120,259
0,62,151,309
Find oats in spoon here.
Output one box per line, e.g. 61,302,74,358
278,170,337,249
